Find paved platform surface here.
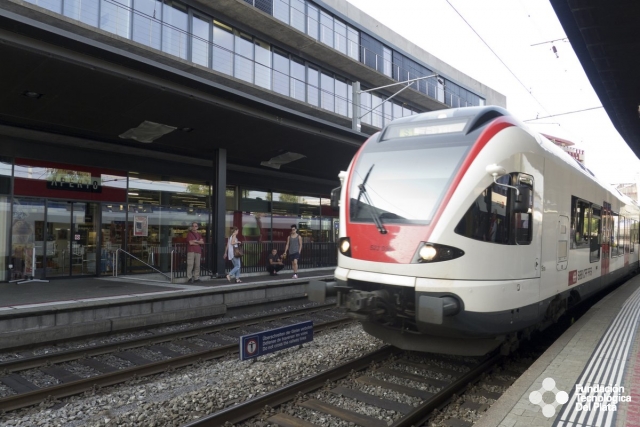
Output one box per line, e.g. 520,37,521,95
475,274,640,427
0,268,335,308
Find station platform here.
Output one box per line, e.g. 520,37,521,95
0,267,335,349
475,274,640,427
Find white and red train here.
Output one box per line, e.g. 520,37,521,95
331,106,639,355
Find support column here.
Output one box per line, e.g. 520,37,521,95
213,149,227,278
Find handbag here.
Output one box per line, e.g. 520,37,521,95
233,243,243,257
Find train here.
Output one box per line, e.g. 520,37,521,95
329,106,640,356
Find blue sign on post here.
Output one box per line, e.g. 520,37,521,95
240,321,313,360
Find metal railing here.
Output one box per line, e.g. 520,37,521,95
114,248,173,283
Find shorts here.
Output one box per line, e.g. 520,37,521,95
288,252,300,261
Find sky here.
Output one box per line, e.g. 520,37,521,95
344,0,640,185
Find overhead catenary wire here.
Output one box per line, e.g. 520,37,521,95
444,0,551,116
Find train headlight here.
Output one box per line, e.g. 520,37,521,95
419,245,437,261
339,237,352,257
414,242,464,263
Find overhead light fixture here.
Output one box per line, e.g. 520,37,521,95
128,192,139,196
23,90,43,99
119,120,177,143
260,152,306,169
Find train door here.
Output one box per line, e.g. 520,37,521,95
514,171,541,279
557,215,569,271
601,202,611,276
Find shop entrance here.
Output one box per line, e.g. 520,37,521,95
46,201,99,277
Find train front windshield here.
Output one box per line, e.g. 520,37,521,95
349,126,471,225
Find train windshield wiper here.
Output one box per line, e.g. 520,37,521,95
356,165,387,234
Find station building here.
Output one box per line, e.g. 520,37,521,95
0,0,504,281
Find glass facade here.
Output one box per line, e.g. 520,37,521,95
0,158,337,281
24,0,485,130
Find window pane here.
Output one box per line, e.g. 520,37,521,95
290,58,305,102
347,26,359,60
254,39,271,89
273,0,289,24
162,1,188,59
273,50,290,96
383,46,392,77
334,20,347,55
29,0,62,14
371,94,383,128
307,67,319,106
64,0,99,27
234,31,253,83
213,21,233,75
320,11,333,48
133,0,162,50
360,92,371,125
320,72,334,112
306,4,318,40
334,78,347,117
192,14,211,67
100,0,132,39
291,0,305,32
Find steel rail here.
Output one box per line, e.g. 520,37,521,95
0,303,338,373
182,346,398,427
0,317,352,412
391,353,503,427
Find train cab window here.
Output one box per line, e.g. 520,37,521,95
454,172,532,245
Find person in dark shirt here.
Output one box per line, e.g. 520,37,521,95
267,248,284,276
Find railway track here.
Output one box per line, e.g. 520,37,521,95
0,303,349,413
182,346,504,427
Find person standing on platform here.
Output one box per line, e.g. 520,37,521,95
224,226,242,283
284,224,302,279
267,248,284,276
186,222,204,283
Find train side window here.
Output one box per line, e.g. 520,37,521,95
571,197,590,249
612,213,619,256
623,216,630,253
514,174,533,245
590,206,601,262
454,172,532,245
